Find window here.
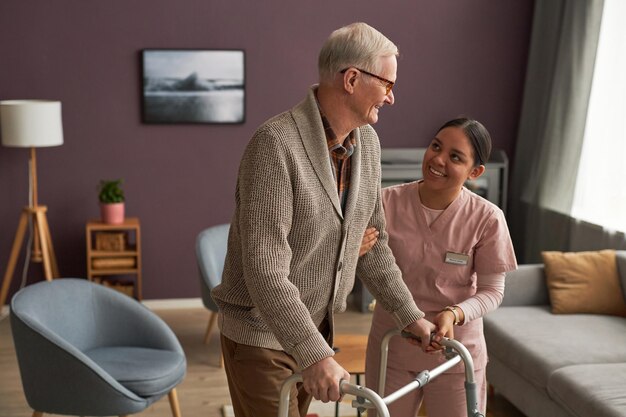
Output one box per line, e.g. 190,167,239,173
571,0,626,233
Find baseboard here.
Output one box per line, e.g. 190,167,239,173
142,297,204,310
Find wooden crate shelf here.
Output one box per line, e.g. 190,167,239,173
86,217,142,300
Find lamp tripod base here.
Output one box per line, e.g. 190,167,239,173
0,205,59,307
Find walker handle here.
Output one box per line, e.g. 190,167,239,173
277,374,390,417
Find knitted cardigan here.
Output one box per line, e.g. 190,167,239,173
212,87,424,369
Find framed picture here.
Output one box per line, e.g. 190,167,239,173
141,49,245,124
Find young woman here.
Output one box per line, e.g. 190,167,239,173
362,118,517,416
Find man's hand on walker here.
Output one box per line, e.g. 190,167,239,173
404,318,437,352
301,357,351,403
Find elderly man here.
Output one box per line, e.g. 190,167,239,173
212,22,434,417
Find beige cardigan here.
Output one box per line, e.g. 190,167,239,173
212,87,424,369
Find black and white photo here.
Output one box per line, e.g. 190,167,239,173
142,49,245,124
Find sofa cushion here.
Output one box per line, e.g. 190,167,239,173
484,306,626,391
548,363,626,417
542,250,626,316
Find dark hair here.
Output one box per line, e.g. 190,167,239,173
437,117,492,166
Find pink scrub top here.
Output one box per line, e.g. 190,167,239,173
370,181,517,372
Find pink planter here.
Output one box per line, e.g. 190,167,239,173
100,202,125,225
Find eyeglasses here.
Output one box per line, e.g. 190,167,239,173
340,67,395,95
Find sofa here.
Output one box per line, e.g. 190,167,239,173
484,250,626,417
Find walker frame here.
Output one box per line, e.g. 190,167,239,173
278,329,484,417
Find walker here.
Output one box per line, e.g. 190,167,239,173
278,329,485,417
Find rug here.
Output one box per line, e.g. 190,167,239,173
221,399,356,417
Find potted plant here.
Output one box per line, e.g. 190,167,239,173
98,179,125,224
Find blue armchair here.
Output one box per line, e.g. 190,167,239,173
10,278,186,417
196,223,229,366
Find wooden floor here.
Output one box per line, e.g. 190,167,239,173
0,305,526,417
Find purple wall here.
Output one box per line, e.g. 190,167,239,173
0,0,534,300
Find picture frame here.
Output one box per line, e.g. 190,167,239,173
141,49,245,124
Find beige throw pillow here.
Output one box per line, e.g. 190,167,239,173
542,250,626,316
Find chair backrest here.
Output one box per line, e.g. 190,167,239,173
12,278,129,351
196,223,230,311
11,278,180,351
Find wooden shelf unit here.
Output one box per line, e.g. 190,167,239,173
86,217,142,300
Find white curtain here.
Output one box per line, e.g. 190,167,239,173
572,0,626,235
508,0,606,262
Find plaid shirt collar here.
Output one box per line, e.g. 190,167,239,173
315,95,356,159
314,92,356,212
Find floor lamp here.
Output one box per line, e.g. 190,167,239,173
0,100,64,307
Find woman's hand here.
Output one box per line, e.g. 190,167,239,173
359,227,379,257
434,310,455,339
431,307,464,349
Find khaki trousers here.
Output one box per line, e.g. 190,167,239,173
221,335,313,417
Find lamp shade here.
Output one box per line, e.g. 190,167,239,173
0,100,63,148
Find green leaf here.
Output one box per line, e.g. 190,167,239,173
98,179,125,203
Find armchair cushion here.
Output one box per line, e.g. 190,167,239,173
85,346,186,397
